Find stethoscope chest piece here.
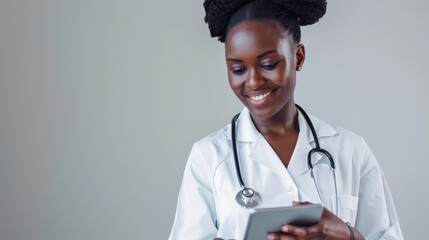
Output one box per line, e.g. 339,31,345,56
235,188,262,208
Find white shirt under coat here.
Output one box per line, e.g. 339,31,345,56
169,107,403,240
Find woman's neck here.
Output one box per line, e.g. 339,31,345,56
251,100,299,137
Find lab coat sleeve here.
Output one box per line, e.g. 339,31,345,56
355,137,404,240
168,143,218,240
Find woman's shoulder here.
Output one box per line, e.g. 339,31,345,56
194,122,232,153
306,113,363,145
186,121,233,169
192,107,254,156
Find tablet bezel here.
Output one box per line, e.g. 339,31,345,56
243,204,324,240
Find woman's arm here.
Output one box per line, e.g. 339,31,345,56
168,143,218,240
353,137,403,239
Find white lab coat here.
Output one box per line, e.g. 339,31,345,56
169,107,403,240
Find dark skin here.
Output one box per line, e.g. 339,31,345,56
225,19,301,168
214,19,365,240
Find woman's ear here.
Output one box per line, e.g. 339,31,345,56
295,44,305,71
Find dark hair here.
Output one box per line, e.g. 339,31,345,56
203,0,327,43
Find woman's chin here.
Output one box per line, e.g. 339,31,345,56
247,107,277,121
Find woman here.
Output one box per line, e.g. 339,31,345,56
169,0,403,239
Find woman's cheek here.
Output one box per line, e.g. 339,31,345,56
228,77,244,92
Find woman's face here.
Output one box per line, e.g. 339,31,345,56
225,19,304,120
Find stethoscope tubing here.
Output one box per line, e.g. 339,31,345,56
231,113,245,189
295,104,336,169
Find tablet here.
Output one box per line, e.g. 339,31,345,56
243,204,324,240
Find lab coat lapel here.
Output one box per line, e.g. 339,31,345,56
237,107,289,176
287,110,318,178
224,107,259,143
248,134,290,177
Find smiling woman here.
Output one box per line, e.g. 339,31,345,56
226,20,302,167
226,20,300,121
168,0,404,239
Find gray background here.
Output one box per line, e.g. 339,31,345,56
0,0,428,239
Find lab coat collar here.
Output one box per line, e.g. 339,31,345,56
225,107,338,143
225,106,338,176
224,107,260,143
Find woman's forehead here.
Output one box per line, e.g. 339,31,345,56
225,20,294,57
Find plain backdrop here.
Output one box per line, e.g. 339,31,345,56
0,0,428,239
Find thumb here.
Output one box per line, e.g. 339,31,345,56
292,201,312,206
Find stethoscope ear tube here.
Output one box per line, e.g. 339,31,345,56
295,104,320,149
308,149,339,215
231,113,245,189
307,148,335,170
297,103,336,170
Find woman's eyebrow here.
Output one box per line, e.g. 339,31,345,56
226,50,278,62
257,50,277,59
226,58,243,62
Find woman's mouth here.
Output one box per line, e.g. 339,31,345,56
246,89,275,106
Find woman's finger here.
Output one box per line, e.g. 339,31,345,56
281,223,324,238
292,201,313,206
267,232,297,240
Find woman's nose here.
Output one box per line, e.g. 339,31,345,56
246,68,265,89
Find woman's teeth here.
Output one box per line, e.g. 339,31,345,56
250,91,271,101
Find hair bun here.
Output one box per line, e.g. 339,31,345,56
203,0,253,42
270,0,327,26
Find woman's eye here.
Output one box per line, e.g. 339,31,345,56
262,60,281,70
231,68,246,75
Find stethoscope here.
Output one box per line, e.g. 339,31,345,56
231,104,339,214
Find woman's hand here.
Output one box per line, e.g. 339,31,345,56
267,201,364,240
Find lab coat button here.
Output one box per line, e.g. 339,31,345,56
285,184,294,192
